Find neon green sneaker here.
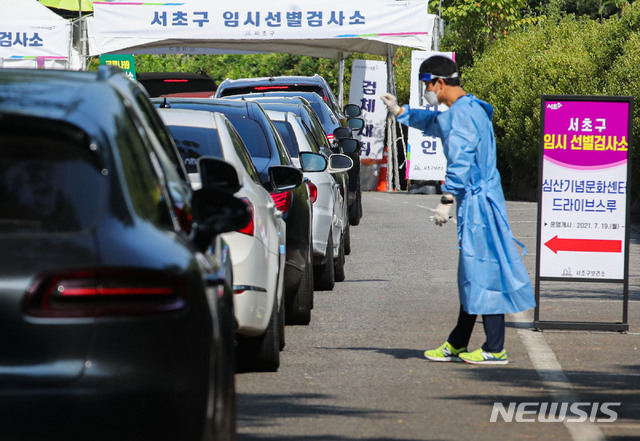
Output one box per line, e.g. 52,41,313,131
459,348,509,365
424,342,466,362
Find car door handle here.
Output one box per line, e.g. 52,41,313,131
204,273,225,287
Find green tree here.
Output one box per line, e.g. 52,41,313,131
435,0,537,68
464,1,639,201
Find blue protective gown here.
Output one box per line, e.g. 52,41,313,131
398,94,535,315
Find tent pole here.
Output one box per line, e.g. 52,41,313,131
78,1,85,70
386,44,397,192
338,52,345,108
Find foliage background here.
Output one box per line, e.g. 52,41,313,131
85,0,638,205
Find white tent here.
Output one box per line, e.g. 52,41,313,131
0,0,75,69
86,0,439,190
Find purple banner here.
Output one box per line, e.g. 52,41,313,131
543,100,629,169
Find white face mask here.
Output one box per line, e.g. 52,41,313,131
423,82,441,107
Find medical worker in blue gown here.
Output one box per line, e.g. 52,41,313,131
381,55,535,365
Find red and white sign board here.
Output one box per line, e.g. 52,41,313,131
537,95,632,281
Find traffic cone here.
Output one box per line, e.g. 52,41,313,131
377,147,388,192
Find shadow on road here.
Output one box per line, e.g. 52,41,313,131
342,279,391,283
239,436,446,441
320,346,426,361
445,365,640,422
237,392,394,424
236,392,433,441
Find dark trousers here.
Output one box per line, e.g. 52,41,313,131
447,305,505,353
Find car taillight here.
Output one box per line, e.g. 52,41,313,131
237,198,255,236
23,268,188,318
163,79,189,83
174,203,192,234
306,181,318,203
270,190,292,214
326,133,335,142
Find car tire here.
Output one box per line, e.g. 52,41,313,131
334,233,346,282
211,363,237,441
278,287,286,350
206,327,237,441
343,221,351,256
286,245,313,325
237,294,280,372
348,186,362,226
314,230,335,291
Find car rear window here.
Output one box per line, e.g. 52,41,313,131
0,119,103,234
165,125,224,173
220,84,327,101
272,120,299,158
224,116,271,159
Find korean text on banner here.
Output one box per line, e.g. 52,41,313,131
0,21,70,61
406,50,453,182
348,59,387,191
538,97,631,280
92,1,431,41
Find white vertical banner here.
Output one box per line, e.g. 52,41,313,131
348,59,388,191
406,50,454,182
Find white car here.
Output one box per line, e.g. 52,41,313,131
158,108,293,372
266,109,353,291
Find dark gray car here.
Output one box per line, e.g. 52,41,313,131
0,67,247,441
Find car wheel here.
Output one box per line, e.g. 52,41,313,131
212,361,237,441
334,233,346,282
314,230,335,291
278,287,286,350
343,221,351,256
348,186,362,226
205,325,237,441
237,294,280,372
286,244,312,325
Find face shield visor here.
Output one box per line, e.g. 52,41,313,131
418,72,459,107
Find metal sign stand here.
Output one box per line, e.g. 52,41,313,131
534,95,632,333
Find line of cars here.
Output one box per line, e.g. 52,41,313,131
148,75,366,376
0,68,364,440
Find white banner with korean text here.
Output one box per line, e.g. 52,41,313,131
0,20,69,59
348,59,388,191
406,50,453,182
90,0,434,58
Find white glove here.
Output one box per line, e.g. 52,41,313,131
381,93,402,117
434,197,453,226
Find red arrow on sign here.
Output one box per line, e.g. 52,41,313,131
544,235,622,254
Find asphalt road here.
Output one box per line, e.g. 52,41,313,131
235,191,640,441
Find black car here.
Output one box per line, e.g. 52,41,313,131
137,71,217,97
216,81,364,226
153,97,314,326
216,74,345,122
0,67,247,441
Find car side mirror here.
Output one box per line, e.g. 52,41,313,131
327,154,353,173
190,188,251,251
347,117,365,131
332,126,352,140
344,104,362,118
299,152,328,172
338,137,360,154
197,157,243,193
269,165,303,191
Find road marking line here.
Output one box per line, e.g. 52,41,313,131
513,311,605,441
